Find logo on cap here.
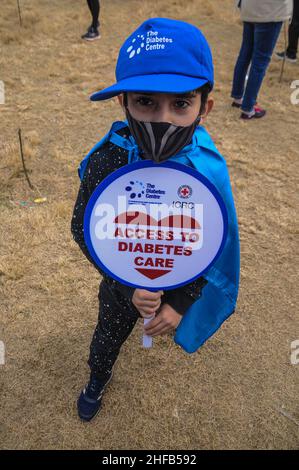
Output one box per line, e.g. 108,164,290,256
126,29,174,59
127,35,145,59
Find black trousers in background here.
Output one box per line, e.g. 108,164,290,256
287,0,299,57
88,280,140,380
86,0,100,30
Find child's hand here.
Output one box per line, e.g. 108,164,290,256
143,303,182,336
132,289,163,318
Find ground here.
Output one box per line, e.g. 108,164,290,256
0,0,298,450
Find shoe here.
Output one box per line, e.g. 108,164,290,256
232,100,258,109
77,371,113,422
81,26,101,41
240,105,266,120
275,51,297,63
232,101,242,108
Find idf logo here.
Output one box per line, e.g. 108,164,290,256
126,35,145,59
125,180,145,199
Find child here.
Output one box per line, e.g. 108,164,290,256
71,18,240,422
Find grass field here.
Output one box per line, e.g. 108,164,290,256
0,0,298,450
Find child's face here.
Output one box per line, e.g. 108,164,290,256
120,92,211,127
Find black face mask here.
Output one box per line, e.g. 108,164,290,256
126,109,201,163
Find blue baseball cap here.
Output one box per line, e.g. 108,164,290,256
90,17,214,101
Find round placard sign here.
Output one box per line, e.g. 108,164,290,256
84,160,228,291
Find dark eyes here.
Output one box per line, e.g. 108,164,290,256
175,100,189,109
135,96,190,109
136,96,153,106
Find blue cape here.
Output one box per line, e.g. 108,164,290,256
79,121,240,353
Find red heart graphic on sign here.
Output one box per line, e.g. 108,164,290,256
114,211,200,229
114,211,200,280
134,268,172,279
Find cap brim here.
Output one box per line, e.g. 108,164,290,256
90,74,210,101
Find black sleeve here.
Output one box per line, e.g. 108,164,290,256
71,143,135,301
162,277,208,316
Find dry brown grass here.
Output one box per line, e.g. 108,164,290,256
0,0,298,450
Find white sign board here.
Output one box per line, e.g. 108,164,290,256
84,160,228,291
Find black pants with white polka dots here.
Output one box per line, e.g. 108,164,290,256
88,280,140,381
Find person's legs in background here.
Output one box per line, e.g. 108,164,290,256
82,0,101,41
276,0,299,62
240,21,283,118
87,0,100,30
231,22,254,106
287,0,299,59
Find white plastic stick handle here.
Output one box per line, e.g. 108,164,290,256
143,316,154,348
